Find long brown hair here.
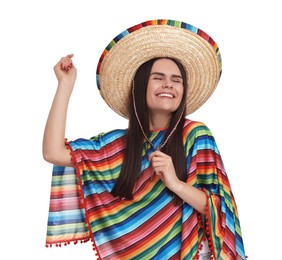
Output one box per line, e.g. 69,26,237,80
111,57,188,204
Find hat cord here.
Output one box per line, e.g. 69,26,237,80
132,81,184,151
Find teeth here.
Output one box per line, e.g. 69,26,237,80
158,93,173,98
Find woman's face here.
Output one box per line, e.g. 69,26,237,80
146,58,184,115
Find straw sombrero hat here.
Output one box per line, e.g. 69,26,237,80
96,19,222,118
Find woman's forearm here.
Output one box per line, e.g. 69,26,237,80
42,83,73,166
149,150,207,213
173,181,207,214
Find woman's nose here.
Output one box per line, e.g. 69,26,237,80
162,80,173,88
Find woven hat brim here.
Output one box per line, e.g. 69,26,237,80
97,20,222,118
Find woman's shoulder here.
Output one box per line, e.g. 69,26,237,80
90,128,127,142
183,118,213,139
69,129,127,151
184,118,209,131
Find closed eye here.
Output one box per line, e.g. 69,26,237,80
172,79,182,83
150,72,183,83
153,77,164,80
172,76,183,83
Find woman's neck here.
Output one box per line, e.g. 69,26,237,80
149,112,171,130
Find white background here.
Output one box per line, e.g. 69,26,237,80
0,0,281,259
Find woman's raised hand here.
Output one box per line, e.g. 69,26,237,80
53,54,77,85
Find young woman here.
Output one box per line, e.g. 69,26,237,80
43,20,246,260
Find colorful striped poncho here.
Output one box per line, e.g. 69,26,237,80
46,119,246,259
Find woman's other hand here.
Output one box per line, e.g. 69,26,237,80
149,150,180,192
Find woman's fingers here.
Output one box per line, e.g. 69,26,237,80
60,54,74,71
53,54,77,83
149,151,170,173
149,150,165,160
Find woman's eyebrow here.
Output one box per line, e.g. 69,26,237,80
150,72,165,76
